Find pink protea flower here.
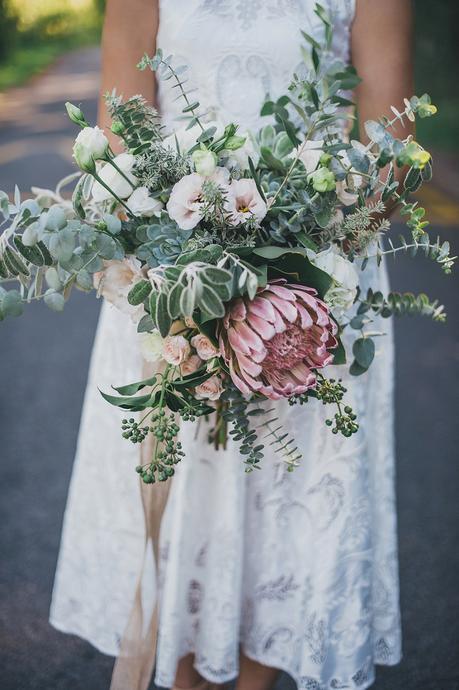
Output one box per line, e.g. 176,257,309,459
219,280,338,400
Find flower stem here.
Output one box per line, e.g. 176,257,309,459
91,172,132,213
104,156,137,191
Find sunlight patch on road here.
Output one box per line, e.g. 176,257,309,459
415,186,459,227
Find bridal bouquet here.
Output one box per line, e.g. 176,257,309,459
0,5,453,482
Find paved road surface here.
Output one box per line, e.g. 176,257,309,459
0,49,458,690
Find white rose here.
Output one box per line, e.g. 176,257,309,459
127,186,163,217
227,178,267,225
73,126,108,171
162,335,191,365
290,139,324,174
94,256,145,321
311,246,359,318
139,330,164,362
92,153,137,202
224,132,260,171
191,334,220,361
192,149,218,177
195,375,223,401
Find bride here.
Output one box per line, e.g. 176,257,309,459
50,1,413,689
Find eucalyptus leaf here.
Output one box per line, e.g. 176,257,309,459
1,290,23,317
48,227,75,263
44,290,65,312
127,279,152,306
137,313,155,333
352,337,375,369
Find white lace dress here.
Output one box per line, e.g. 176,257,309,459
50,1,402,688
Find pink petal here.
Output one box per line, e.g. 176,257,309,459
264,293,298,322
234,321,266,353
228,326,251,355
272,306,287,333
247,313,276,340
266,284,296,301
296,303,313,329
229,360,252,395
249,296,276,322
290,362,315,387
229,298,246,321
236,353,263,377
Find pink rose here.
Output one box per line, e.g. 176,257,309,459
162,335,191,365
191,334,220,361
195,375,223,401
180,354,203,376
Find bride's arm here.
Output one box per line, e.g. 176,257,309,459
98,0,159,144
352,0,414,194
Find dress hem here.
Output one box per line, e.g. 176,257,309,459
49,617,119,658
50,619,402,690
155,643,403,690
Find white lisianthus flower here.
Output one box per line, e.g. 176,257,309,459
191,334,220,361
73,126,108,171
224,132,260,171
290,139,324,174
94,256,146,321
92,153,137,202
192,148,218,177
127,186,163,217
167,168,230,230
227,178,267,225
166,173,205,230
139,330,164,362
162,335,191,365
195,375,223,401
310,246,359,319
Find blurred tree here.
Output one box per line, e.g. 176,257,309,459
414,0,459,150
94,0,106,20
0,0,18,63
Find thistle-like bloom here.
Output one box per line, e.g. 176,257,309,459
219,280,338,400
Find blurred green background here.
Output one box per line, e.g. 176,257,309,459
0,0,457,151
0,0,104,90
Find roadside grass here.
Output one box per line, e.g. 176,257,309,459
0,35,98,91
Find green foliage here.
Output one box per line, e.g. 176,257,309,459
105,94,163,153
0,1,103,90
135,214,193,268
149,260,233,335
357,288,447,323
289,375,359,437
374,233,455,274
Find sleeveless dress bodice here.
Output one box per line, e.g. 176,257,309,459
156,0,354,132
50,4,402,689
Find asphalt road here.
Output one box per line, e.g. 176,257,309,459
0,49,458,690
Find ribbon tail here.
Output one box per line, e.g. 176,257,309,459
110,358,171,690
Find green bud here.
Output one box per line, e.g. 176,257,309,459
224,135,247,151
65,102,88,128
192,148,218,176
309,166,336,193
111,120,125,135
